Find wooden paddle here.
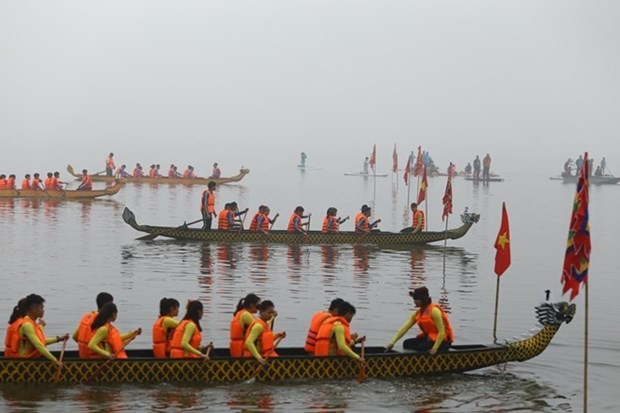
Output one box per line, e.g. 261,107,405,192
85,334,137,383
202,342,214,362
269,213,280,230
247,335,285,383
53,337,68,384
137,218,204,240
357,339,366,383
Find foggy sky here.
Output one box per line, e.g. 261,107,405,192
1,1,619,177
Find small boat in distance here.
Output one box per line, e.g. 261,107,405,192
0,301,576,384
66,165,250,185
561,175,619,185
344,172,389,178
463,176,505,182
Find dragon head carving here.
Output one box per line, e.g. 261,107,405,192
535,301,577,326
460,207,481,224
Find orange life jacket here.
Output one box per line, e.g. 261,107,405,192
43,177,52,189
149,168,156,177
200,190,215,213
243,318,277,358
106,157,115,169
304,311,332,353
4,317,25,357
229,309,253,358
249,213,269,232
0,178,6,189
88,322,127,359
314,316,352,356
81,175,92,190
77,311,97,358
287,213,302,233
21,179,31,190
218,209,230,230
133,168,143,177
413,303,454,343
170,319,202,358
168,168,175,177
31,178,42,190
10,317,48,358
355,212,368,233
152,316,176,358
321,216,339,233
183,169,194,178
412,210,425,230
6,177,15,189
50,177,61,190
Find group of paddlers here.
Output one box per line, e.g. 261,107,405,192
4,287,453,366
0,172,69,191
105,153,222,180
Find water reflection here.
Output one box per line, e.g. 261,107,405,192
227,389,274,412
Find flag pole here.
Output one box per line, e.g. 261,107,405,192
584,281,589,412
492,276,501,343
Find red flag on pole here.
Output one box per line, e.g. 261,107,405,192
442,163,453,221
417,166,428,204
413,146,423,177
392,144,398,174
369,144,376,173
494,202,511,276
561,152,591,301
404,153,412,185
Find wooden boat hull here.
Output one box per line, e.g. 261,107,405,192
464,177,505,182
562,175,619,185
0,181,123,199
344,172,389,178
67,164,250,185
122,207,480,245
0,302,575,384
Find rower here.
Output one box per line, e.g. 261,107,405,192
6,174,16,189
0,174,7,189
152,298,180,358
116,164,131,178
314,301,365,361
21,174,31,189
170,300,210,359
355,205,380,234
304,298,344,354
77,169,93,191
183,165,195,179
87,302,141,359
230,293,261,357
321,207,349,233
72,292,114,358
210,162,221,178
400,203,425,233
287,206,311,234
243,300,286,364
31,173,44,190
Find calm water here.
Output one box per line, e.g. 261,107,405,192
1,165,619,412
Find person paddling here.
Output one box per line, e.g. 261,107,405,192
385,287,454,355
243,300,286,364
72,292,114,358
170,300,210,359
287,206,311,234
230,293,261,358
304,298,344,354
321,207,349,234
355,205,380,234
87,302,141,359
152,298,180,358
77,169,93,191
314,301,365,361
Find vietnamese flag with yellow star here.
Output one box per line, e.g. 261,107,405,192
494,202,511,276
417,165,428,204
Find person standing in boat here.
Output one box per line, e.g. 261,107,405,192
482,153,492,182
304,298,344,354
362,157,369,175
288,206,312,234
385,286,454,354
355,205,380,234
77,169,93,191
87,302,142,359
575,155,584,173
230,293,261,358
152,298,180,358
401,203,425,234
4,294,68,365
105,153,115,176
201,181,217,230
464,162,472,174
563,158,573,176
72,292,114,358
314,301,365,361
210,163,221,178
170,300,210,359
600,157,607,175
321,207,349,233
473,156,481,180
299,152,307,168
243,300,286,364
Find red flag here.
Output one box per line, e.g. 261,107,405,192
413,146,423,177
417,166,428,204
403,153,412,185
561,152,591,300
369,144,376,173
442,163,453,221
494,202,511,276
392,144,398,174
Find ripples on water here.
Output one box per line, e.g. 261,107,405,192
1,173,619,411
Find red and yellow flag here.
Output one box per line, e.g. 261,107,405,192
403,153,412,185
369,144,376,173
441,163,453,221
561,152,591,301
494,202,511,276
417,166,428,205
413,146,423,177
392,144,398,174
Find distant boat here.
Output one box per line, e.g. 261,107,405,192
463,176,505,182
561,175,620,185
344,172,389,178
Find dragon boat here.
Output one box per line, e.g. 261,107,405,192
0,302,575,384
0,181,124,200
67,164,250,185
122,207,480,245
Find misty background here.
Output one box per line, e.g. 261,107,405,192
1,1,619,178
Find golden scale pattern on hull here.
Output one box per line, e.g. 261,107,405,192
67,165,250,185
0,302,575,384
122,207,481,245
0,181,123,199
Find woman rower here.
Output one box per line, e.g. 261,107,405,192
152,298,180,358
243,300,286,364
314,301,365,361
321,207,349,233
87,302,142,359
385,286,454,354
170,300,210,359
229,293,261,357
4,294,68,365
